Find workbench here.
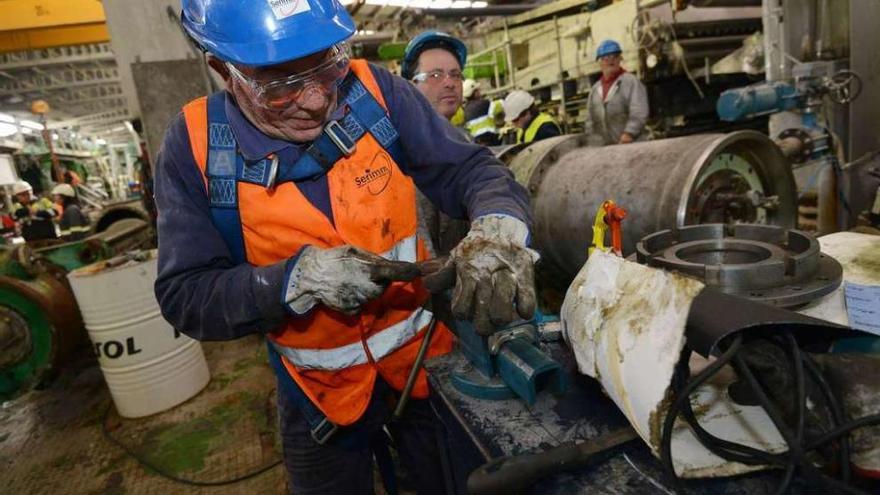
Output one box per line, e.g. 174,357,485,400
426,343,817,495
426,231,880,494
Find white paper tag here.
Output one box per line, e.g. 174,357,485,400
267,0,311,19
845,282,880,335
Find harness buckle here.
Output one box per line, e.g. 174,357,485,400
265,154,280,190
324,120,356,157
310,417,339,445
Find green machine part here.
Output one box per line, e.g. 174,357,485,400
463,52,508,80
0,288,56,400
377,42,407,61
36,240,113,272
0,245,91,400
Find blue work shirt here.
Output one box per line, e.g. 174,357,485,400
154,63,531,341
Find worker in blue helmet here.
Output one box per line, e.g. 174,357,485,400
584,39,649,145
157,1,535,494
402,31,468,121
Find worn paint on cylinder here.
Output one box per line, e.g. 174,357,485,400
505,131,796,279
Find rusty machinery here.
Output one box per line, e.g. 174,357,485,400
494,130,797,282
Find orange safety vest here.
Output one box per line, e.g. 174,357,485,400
182,60,453,426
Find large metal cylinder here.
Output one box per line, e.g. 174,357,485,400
506,131,797,278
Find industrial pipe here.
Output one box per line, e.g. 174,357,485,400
503,131,796,278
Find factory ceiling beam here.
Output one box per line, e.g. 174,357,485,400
46,108,129,130
0,0,109,53
428,4,541,17
0,66,120,96
55,94,126,108
0,43,114,71
59,98,126,115
504,0,589,27
50,84,124,104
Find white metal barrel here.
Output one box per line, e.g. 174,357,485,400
67,250,210,418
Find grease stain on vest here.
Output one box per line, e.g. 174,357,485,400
381,218,391,237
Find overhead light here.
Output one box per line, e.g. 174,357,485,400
51,133,59,140
96,138,107,145
21,120,43,130
451,0,471,6
21,127,33,135
387,0,408,5
430,0,453,7
409,0,430,7
472,0,487,6
0,113,14,123
0,123,17,138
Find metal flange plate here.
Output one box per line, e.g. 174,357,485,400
635,224,842,308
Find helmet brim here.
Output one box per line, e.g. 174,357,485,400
183,9,356,67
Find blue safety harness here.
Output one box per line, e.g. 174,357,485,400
203,73,406,455
204,72,405,265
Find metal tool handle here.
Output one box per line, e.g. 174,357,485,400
392,316,438,420
466,427,639,495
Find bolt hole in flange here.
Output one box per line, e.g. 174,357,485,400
636,224,842,308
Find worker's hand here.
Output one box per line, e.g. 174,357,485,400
284,245,421,315
424,215,538,336
618,132,634,144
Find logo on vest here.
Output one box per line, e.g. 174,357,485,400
355,152,393,195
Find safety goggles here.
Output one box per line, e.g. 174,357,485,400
226,44,351,109
412,69,464,84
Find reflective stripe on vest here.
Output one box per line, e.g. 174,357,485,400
466,114,497,138
518,112,557,144
271,307,434,370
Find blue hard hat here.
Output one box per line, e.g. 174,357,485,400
596,39,623,60
401,31,467,80
180,0,356,67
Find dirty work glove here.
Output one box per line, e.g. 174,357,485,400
283,245,421,316
424,214,539,336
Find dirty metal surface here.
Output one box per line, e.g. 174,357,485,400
427,344,821,494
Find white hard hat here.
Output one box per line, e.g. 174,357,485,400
463,79,481,99
51,183,76,198
11,181,32,196
502,90,535,123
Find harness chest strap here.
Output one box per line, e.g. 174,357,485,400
202,72,406,265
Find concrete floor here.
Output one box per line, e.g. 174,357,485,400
0,335,289,494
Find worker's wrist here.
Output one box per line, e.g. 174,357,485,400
469,214,531,247
251,259,291,329
280,246,317,316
